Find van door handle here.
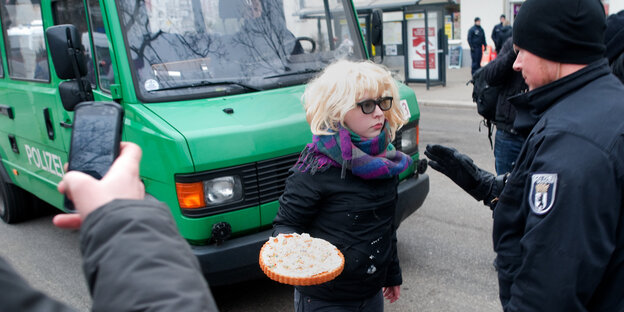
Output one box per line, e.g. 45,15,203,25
60,121,72,128
43,108,55,140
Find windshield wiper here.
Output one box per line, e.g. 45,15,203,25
151,80,261,92
264,68,321,79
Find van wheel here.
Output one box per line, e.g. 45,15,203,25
0,175,33,224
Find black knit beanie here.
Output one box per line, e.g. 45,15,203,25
513,0,606,64
605,10,624,63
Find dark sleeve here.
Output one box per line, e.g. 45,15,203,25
491,26,497,42
272,170,322,236
80,199,218,312
500,133,620,311
467,28,475,49
482,38,516,86
383,229,402,287
0,256,76,312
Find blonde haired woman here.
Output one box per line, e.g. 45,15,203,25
273,60,411,311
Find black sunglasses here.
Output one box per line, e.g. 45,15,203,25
356,96,393,114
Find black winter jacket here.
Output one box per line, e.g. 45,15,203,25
482,37,527,133
494,59,624,311
273,166,402,301
0,199,218,312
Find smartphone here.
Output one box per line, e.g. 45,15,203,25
64,101,124,212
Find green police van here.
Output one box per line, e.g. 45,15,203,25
0,0,429,285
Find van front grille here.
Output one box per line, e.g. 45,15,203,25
256,154,299,204
177,153,299,217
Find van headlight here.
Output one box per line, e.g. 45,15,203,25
396,120,419,155
176,172,245,210
204,176,243,204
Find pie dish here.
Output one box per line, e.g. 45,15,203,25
259,233,345,286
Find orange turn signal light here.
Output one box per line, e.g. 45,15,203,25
416,125,420,146
175,182,206,209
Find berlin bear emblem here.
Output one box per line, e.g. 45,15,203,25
529,173,558,215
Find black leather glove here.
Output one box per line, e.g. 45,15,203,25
425,144,499,204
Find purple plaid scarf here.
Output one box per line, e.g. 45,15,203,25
295,122,413,179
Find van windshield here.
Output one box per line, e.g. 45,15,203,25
117,0,365,102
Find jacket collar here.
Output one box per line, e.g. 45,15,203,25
509,58,611,135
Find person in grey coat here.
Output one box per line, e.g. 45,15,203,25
0,142,219,312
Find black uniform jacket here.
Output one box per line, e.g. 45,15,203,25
0,199,218,312
273,166,402,301
468,25,486,51
495,59,624,311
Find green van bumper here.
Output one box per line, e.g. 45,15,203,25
192,173,430,286
192,228,273,286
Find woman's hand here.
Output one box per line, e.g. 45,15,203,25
383,285,401,303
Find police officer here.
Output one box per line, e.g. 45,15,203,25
468,17,486,75
426,0,624,310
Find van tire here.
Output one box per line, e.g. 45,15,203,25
0,175,34,224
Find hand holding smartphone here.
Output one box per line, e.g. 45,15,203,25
64,101,123,212
55,142,145,229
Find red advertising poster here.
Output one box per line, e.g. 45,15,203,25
411,27,436,70
406,12,438,80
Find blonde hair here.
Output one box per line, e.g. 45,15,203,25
302,60,407,140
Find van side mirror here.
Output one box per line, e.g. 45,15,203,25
59,80,93,111
370,9,383,47
46,24,88,80
46,24,93,111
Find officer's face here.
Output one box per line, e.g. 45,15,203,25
512,45,559,91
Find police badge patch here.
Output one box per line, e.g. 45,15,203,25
529,173,557,215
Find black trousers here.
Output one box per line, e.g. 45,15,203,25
471,48,482,75
294,289,384,312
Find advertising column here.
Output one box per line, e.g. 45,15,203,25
406,11,438,80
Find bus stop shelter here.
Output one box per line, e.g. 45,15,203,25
355,0,459,89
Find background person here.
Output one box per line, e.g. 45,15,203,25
481,37,527,175
235,0,303,62
1,142,219,311
468,17,486,75
491,14,509,54
426,0,624,310
273,60,411,311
